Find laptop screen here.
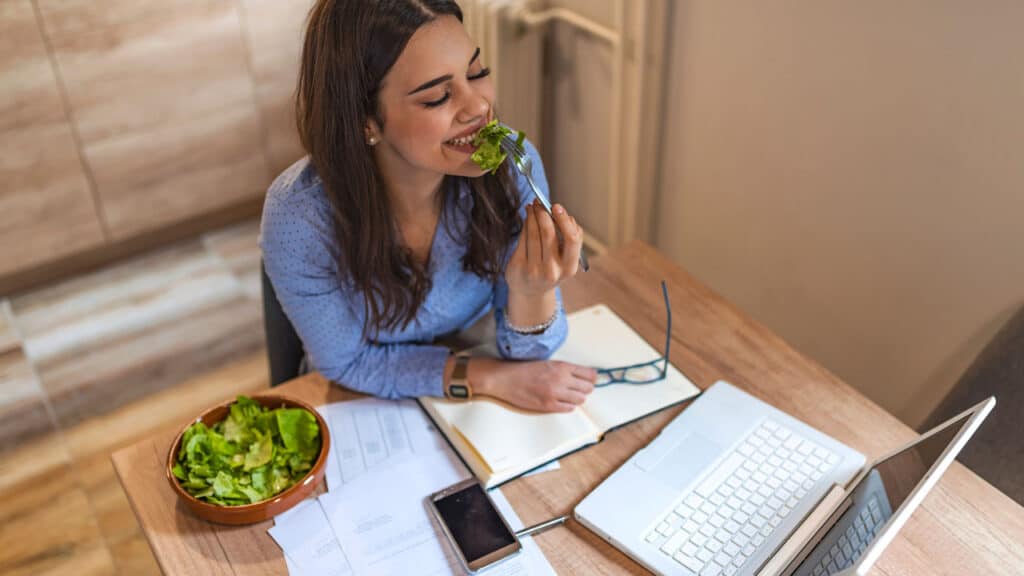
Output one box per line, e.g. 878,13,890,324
790,411,972,576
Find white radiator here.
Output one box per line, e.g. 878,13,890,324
460,0,544,149
460,0,660,252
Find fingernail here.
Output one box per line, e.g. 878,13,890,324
553,204,564,215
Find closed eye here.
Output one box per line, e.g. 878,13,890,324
424,91,451,108
422,68,492,108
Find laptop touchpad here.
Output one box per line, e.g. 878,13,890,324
638,433,725,491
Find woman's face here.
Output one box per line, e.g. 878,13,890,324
369,15,495,180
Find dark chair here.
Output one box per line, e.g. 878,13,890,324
261,261,305,387
921,305,1024,505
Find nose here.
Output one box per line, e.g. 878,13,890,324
456,84,490,125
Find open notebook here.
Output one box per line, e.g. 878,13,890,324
419,304,702,489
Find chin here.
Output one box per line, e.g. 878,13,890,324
444,158,488,179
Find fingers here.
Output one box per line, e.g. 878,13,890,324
534,200,557,263
552,204,582,275
526,204,542,264
556,389,588,407
570,364,598,383
569,378,595,396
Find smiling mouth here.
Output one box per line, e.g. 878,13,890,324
444,121,488,147
445,133,478,146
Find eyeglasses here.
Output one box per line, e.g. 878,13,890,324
594,281,672,387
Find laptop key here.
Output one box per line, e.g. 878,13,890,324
696,453,746,499
674,551,704,573
700,564,723,576
697,547,714,563
660,531,688,556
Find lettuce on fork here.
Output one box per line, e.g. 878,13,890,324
171,395,321,506
471,119,526,173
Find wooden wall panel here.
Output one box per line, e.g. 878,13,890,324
240,0,313,176
37,0,271,239
0,0,106,276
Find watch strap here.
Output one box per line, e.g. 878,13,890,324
446,353,472,400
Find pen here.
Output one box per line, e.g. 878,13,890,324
514,515,568,539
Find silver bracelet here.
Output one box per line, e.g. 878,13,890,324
504,306,560,335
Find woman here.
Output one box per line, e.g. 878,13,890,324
260,0,596,413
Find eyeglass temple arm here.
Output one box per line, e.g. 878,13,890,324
594,281,673,375
661,280,671,369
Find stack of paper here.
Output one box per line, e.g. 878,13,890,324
267,398,558,575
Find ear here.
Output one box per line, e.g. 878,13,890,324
364,118,382,146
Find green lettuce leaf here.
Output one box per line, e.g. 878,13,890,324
244,434,273,471
277,408,320,458
471,120,523,174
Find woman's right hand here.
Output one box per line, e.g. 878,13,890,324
469,358,598,413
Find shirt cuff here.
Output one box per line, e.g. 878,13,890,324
402,345,451,398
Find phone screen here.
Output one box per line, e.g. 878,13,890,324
433,482,518,565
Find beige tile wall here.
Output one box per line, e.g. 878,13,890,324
240,0,313,175
37,0,271,240
1,0,311,281
0,0,106,277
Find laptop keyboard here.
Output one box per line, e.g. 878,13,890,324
643,419,839,576
806,495,886,576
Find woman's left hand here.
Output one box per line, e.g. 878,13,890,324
505,199,584,298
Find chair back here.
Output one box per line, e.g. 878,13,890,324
261,262,305,387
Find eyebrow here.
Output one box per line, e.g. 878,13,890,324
407,48,482,95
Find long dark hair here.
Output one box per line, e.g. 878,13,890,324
296,0,520,336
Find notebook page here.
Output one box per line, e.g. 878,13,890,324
428,396,600,475
552,305,701,432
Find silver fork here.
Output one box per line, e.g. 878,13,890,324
500,135,590,272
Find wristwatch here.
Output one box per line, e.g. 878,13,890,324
445,353,473,400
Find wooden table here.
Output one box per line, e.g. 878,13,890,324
114,241,1024,575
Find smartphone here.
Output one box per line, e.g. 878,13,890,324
429,478,522,573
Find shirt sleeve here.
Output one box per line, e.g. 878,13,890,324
259,180,449,399
493,137,569,360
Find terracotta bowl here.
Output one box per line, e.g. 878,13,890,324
166,394,330,525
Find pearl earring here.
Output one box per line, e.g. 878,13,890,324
367,136,378,146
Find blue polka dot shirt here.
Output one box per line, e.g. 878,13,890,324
259,139,567,399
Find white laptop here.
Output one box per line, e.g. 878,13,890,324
574,380,994,576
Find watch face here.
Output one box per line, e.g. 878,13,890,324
449,384,470,399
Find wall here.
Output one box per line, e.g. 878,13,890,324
0,0,311,289
655,0,1024,426
543,0,667,249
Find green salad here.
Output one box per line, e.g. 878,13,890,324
471,119,526,173
171,396,321,506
